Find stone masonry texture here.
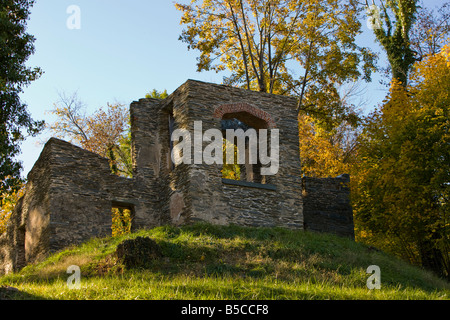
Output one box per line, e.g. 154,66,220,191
0,80,354,274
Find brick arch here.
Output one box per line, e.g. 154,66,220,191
213,103,277,128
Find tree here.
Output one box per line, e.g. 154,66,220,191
48,89,169,236
221,138,241,180
365,0,419,86
0,183,24,235
176,0,376,130
0,0,44,202
145,89,168,100
297,79,367,177
47,92,132,177
366,0,450,86
353,45,450,278
298,114,357,177
410,2,450,60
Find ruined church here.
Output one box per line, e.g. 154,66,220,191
0,80,354,274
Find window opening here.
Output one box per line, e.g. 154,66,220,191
111,202,134,237
221,114,268,184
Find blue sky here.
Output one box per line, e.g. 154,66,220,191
17,0,444,177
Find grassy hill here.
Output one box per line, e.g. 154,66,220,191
0,223,449,300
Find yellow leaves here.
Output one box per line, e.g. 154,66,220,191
176,0,374,95
111,208,132,238
0,184,24,235
408,44,450,118
381,79,412,124
298,114,350,178
221,138,241,180
441,44,450,68
352,45,450,274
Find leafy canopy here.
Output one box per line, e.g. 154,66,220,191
0,0,43,201
176,0,377,130
352,45,450,278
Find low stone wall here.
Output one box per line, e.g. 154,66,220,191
220,180,303,229
302,174,354,239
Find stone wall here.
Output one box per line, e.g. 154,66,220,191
302,174,354,239
162,80,303,229
0,140,54,274
0,138,161,274
130,97,169,227
47,139,136,250
0,79,355,275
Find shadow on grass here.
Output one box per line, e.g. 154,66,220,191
0,286,47,300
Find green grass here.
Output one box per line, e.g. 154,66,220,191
0,223,449,300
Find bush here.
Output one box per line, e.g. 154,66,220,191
115,237,162,269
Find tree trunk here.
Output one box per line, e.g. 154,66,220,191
418,239,448,280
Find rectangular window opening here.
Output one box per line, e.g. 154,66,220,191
111,202,134,237
221,138,270,185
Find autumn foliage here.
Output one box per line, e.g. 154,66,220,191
352,45,450,278
0,183,24,234
297,114,355,178
176,0,376,130
47,93,132,177
1,0,448,282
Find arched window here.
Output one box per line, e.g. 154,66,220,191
215,104,276,185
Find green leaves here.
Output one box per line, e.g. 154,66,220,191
0,0,43,201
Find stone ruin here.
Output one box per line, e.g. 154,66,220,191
0,80,354,274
